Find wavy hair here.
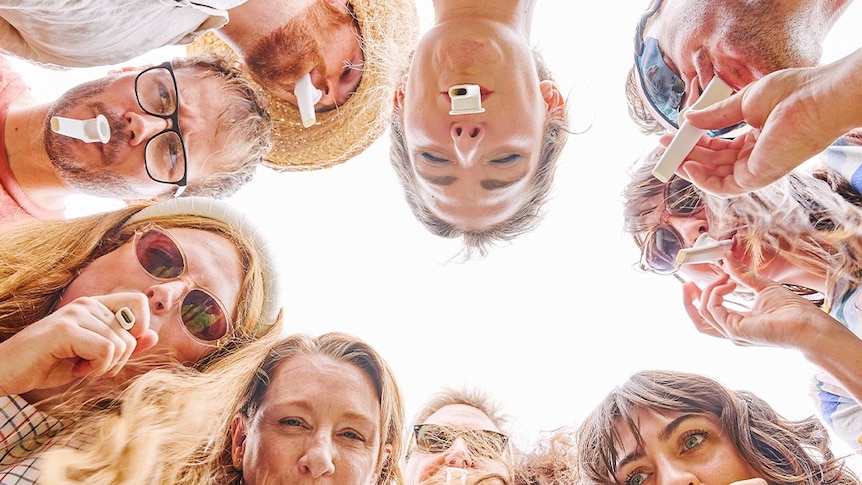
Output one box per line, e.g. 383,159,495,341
390,51,569,259
623,147,862,287
0,202,276,412
577,370,859,485
39,332,404,485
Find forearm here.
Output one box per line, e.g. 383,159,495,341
800,311,862,405
817,47,862,137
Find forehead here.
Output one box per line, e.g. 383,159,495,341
264,354,380,407
423,404,499,432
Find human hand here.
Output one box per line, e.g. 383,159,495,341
671,49,862,196
681,257,829,351
0,293,158,396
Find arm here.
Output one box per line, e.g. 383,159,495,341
0,293,157,398
673,47,862,196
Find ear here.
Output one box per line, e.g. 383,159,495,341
230,414,248,470
539,80,565,112
377,443,394,478
393,75,408,112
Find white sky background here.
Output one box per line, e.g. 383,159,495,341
10,1,862,472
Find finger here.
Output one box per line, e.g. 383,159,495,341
92,293,152,340
684,89,747,131
681,281,724,338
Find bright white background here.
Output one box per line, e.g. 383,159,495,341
9,0,862,472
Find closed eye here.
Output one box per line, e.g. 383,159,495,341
490,154,522,164
420,152,450,163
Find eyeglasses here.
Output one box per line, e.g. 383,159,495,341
633,0,744,137
134,62,188,197
413,424,509,459
133,224,232,345
638,176,704,274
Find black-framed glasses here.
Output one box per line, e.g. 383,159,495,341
638,176,704,274
135,62,187,197
413,424,509,459
633,0,744,137
133,223,233,346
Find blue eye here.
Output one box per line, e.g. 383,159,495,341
627,471,648,485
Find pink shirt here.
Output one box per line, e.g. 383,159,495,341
0,56,64,222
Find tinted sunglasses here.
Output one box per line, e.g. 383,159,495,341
413,424,509,459
133,224,233,345
638,176,703,274
633,0,744,137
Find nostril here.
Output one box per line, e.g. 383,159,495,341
455,127,463,136
470,128,479,138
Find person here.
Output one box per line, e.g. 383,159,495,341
577,369,859,485
627,0,852,136
390,0,570,257
0,196,282,483
669,46,862,197
34,332,403,485
0,53,271,223
404,388,513,484
623,151,862,450
190,0,420,171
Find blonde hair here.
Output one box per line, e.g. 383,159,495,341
0,202,275,410
623,147,862,287
38,332,405,485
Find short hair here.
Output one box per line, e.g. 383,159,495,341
390,51,569,259
169,54,273,199
625,64,666,135
577,369,859,485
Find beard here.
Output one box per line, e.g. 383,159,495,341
44,80,141,198
243,0,356,96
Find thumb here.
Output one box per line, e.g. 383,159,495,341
685,90,745,131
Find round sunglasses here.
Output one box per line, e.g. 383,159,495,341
133,224,233,346
413,424,509,459
638,176,704,275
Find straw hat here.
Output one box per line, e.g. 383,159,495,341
187,0,419,171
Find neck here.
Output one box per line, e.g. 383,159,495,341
432,0,535,34
220,0,311,57
5,97,73,211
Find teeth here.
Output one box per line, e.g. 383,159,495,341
50,114,111,143
295,72,322,128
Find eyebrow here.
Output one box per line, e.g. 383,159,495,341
416,172,529,191
615,413,700,471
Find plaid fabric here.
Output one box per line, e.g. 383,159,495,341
0,395,63,485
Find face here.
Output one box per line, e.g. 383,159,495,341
231,354,385,485
57,227,244,364
613,409,762,485
405,404,510,485
637,0,820,130
45,66,230,200
395,17,563,230
245,0,363,112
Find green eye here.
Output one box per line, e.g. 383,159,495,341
683,432,706,450
627,472,647,485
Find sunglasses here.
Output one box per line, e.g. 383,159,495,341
133,224,233,345
413,424,509,459
638,176,704,275
633,0,744,137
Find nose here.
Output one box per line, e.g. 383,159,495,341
450,122,485,163
297,433,336,477
145,280,189,320
315,77,338,109
670,212,708,248
126,111,170,146
442,438,474,469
